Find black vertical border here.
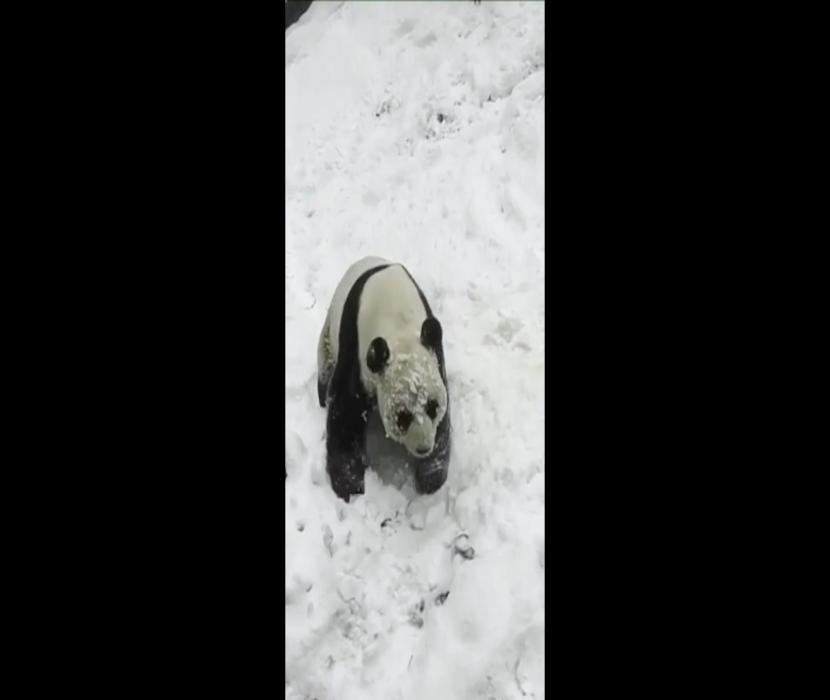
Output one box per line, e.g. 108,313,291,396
70,4,287,692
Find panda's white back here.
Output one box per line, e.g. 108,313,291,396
327,256,390,362
357,265,428,386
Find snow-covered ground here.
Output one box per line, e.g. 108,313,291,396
285,3,544,698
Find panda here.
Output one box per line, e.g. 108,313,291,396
317,256,451,502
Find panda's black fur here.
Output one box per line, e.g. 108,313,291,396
319,261,451,502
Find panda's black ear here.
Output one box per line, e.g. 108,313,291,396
367,337,390,373
420,318,442,350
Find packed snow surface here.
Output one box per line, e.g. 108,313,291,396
285,2,544,698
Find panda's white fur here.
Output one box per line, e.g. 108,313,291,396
318,255,387,382
318,256,448,458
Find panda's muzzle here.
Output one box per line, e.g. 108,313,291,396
399,416,435,457
403,439,434,458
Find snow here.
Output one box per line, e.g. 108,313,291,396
285,2,544,698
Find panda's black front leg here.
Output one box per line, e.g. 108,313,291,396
317,376,329,408
325,397,369,502
415,410,452,494
327,449,366,502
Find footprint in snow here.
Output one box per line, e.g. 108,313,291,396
396,18,416,37
413,31,437,48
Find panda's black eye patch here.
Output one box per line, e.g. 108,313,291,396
396,410,413,432
426,399,438,420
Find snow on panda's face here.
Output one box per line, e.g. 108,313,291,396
375,345,447,458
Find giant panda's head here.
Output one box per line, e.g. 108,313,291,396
366,317,448,458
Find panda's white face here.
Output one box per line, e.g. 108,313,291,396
374,345,447,458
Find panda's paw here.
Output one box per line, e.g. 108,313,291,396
331,479,364,503
329,466,365,502
414,463,448,495
326,446,367,501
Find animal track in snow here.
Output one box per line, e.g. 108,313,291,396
396,18,416,37
413,31,437,48
496,316,523,343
